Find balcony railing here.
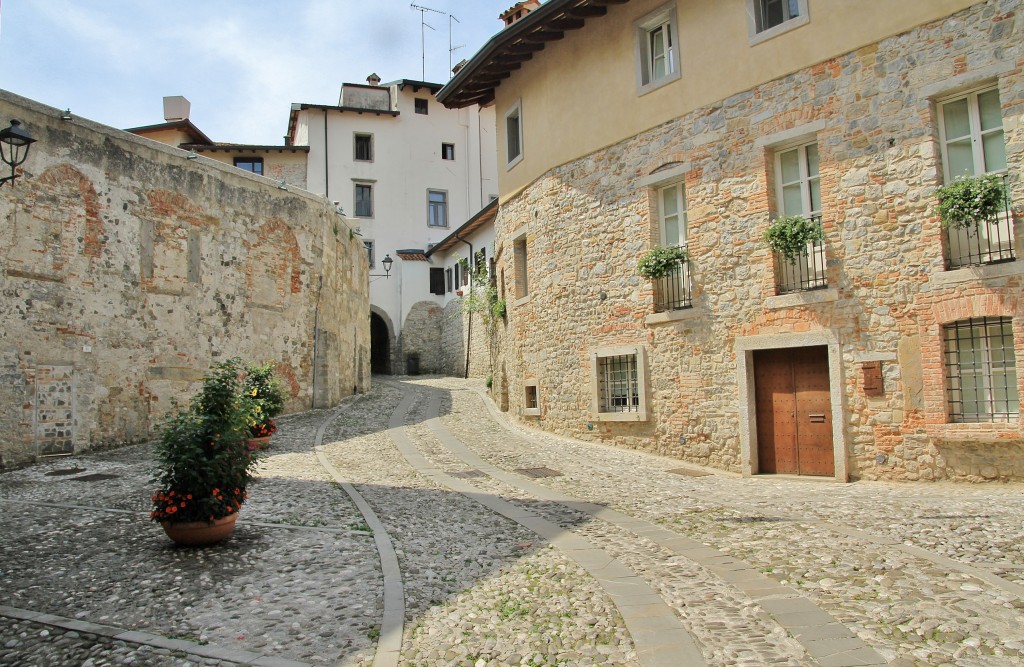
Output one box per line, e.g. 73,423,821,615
653,257,693,312
944,176,1015,269
774,215,827,294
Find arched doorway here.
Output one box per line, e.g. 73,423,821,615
370,312,391,374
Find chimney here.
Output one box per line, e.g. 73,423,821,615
452,59,469,76
499,0,542,28
163,96,191,122
366,73,381,86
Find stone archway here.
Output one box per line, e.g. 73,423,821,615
370,308,395,375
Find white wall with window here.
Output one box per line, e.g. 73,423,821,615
354,133,373,162
354,181,373,218
944,317,1020,423
634,3,680,95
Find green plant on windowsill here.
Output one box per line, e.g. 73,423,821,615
763,215,824,261
636,245,688,280
936,173,1007,231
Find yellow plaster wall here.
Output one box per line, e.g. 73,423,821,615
495,0,979,198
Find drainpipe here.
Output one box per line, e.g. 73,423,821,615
323,110,330,199
457,234,473,379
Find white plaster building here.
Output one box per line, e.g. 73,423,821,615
287,76,498,374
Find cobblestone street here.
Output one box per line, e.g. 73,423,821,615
1,377,1022,666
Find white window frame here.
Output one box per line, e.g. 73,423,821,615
657,181,688,248
523,379,541,417
590,345,649,422
354,181,374,218
427,189,448,228
746,0,809,46
505,100,524,169
774,140,821,218
354,133,373,162
937,85,1006,182
634,2,681,96
944,317,1020,423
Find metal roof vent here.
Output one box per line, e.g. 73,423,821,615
367,73,381,86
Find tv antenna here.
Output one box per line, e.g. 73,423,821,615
448,14,464,76
410,3,444,80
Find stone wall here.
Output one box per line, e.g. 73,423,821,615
400,300,443,374
439,297,494,379
0,91,370,469
490,1,1024,482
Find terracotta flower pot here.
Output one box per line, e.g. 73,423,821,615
247,436,272,450
161,512,238,546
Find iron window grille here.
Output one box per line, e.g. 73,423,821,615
653,255,693,312
773,215,827,294
944,175,1015,269
597,354,641,413
944,316,1019,422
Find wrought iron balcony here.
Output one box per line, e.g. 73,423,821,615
652,256,693,312
944,175,1015,270
774,215,827,294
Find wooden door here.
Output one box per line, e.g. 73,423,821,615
754,346,834,476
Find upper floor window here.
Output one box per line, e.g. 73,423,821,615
428,190,448,227
635,3,680,95
506,101,523,168
774,141,826,292
429,267,445,295
944,317,1019,423
939,87,1006,180
354,133,373,162
747,0,809,44
234,157,263,175
415,98,429,114
355,183,373,218
653,182,692,311
442,143,455,160
513,236,528,299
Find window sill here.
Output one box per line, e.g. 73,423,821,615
512,295,531,308
506,153,524,171
593,411,648,422
930,259,1024,286
925,421,1022,443
523,408,541,418
748,14,809,46
765,287,838,310
636,70,681,98
645,307,698,326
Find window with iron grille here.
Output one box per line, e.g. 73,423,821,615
653,182,692,311
590,346,648,421
773,141,826,293
354,133,373,161
944,317,1019,423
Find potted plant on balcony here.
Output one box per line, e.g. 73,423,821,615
151,358,259,546
763,215,824,261
244,361,286,450
936,173,1006,231
637,245,688,279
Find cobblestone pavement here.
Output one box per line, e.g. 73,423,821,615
1,376,1022,666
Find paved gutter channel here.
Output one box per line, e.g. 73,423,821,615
386,382,707,667
399,381,889,667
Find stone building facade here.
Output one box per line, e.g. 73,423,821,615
441,0,1024,482
0,90,370,469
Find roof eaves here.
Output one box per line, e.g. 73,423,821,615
426,198,500,257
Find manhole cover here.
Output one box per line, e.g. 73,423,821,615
45,468,88,477
515,467,562,478
449,469,486,479
720,516,787,523
70,473,120,482
667,467,710,477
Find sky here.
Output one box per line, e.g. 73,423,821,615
0,0,511,144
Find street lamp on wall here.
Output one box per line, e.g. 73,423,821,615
0,120,37,188
370,254,394,279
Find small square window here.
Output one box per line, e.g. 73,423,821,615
234,157,263,175
523,380,540,417
355,183,373,218
442,143,455,160
415,98,428,114
747,0,809,43
354,134,373,161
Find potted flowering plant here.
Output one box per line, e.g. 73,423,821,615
936,173,1006,231
763,215,824,261
151,358,260,545
243,361,285,448
637,245,688,279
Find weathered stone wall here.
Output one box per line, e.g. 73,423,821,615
491,1,1024,482
400,300,443,374
439,297,494,379
0,91,370,469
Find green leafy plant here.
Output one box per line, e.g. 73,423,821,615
243,361,286,438
936,173,1006,230
485,375,493,389
763,215,824,261
150,358,260,524
463,255,505,325
637,245,688,279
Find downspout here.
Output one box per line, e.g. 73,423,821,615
323,110,330,199
457,234,473,379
